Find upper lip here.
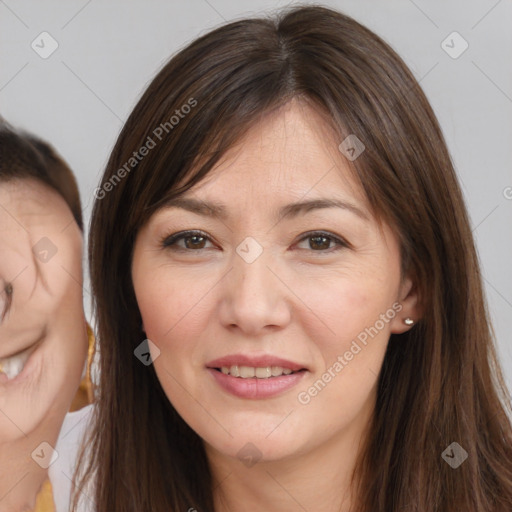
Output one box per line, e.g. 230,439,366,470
206,354,307,372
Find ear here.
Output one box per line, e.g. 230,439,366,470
389,275,422,334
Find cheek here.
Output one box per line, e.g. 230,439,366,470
39,272,88,387
45,245,85,331
294,270,399,412
135,268,214,347
49,281,87,354
39,237,88,384
296,270,395,347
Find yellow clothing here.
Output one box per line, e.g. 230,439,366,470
34,479,55,512
70,324,96,411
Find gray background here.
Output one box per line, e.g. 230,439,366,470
1,0,511,393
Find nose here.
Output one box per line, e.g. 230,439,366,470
218,248,292,335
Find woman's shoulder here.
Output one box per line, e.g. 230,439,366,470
49,404,95,512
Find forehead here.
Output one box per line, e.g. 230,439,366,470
181,100,366,207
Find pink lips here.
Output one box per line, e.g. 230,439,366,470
206,353,308,399
206,354,306,373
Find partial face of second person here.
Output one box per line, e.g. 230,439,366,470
0,179,87,440
132,100,419,466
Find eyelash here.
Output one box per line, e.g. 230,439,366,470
160,230,349,254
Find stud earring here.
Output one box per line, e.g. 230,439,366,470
404,317,414,326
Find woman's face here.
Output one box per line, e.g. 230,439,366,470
0,179,87,440
132,101,418,464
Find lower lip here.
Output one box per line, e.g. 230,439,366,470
207,368,307,399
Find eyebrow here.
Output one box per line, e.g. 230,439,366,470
162,197,369,222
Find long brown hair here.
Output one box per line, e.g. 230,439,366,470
75,5,512,511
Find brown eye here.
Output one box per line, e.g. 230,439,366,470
183,235,208,249
161,230,214,251
295,231,348,253
309,235,331,251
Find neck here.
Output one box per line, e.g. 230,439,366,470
0,414,61,512
0,441,49,512
207,400,373,512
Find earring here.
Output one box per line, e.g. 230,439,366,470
404,317,414,326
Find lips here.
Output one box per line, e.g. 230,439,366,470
206,354,307,372
205,354,309,399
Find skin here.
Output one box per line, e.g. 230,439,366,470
0,179,88,512
132,100,420,512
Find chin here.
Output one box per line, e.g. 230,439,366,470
201,423,304,464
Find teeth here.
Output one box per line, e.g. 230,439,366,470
239,366,255,378
0,351,30,380
255,367,270,378
220,365,295,378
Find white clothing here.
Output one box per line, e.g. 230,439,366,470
48,404,95,512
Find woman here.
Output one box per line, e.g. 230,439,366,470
75,5,512,511
0,120,93,512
